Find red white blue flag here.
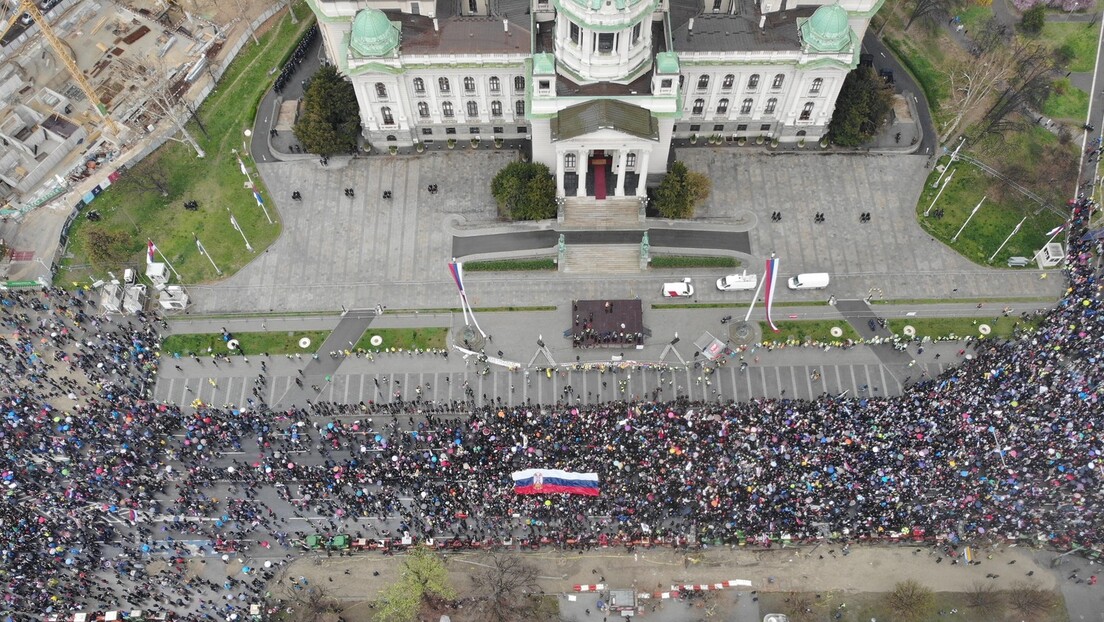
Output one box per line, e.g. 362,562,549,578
1046,224,1065,237
147,239,156,264
447,261,465,294
763,256,780,333
512,468,600,496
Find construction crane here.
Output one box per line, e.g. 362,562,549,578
0,0,120,137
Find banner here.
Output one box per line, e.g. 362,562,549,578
447,261,465,294
146,240,157,264
763,256,780,333
512,469,599,496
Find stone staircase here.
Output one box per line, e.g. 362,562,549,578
562,197,642,229
561,244,642,274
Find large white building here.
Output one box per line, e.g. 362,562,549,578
307,0,881,198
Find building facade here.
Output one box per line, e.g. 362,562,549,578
307,0,882,198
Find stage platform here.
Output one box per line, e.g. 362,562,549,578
567,299,644,348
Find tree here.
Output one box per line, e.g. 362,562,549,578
1008,582,1058,618
965,581,1003,615
473,550,541,622
490,162,557,220
281,583,341,622
118,157,172,198
975,40,1056,139
884,579,935,622
293,65,361,157
653,161,710,219
905,0,960,31
827,66,895,147
1020,4,1046,35
82,226,135,269
375,545,456,622
940,44,1018,142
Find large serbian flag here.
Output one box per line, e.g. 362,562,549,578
512,469,600,496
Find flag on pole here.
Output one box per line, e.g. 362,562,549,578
447,261,466,294
146,240,156,264
253,191,265,207
1045,224,1065,237
230,214,242,232
195,235,208,257
763,256,780,333
239,158,248,176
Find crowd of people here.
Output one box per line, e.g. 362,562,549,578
1,200,1101,620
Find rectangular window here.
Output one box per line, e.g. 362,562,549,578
713,124,724,132
661,79,673,89
760,123,772,131
468,0,477,12
517,126,528,133
632,22,642,43
421,128,433,135
493,127,504,134
470,127,480,134
689,124,701,132
539,80,550,90
597,33,615,53
712,0,721,9
446,127,457,135
570,22,580,45
737,124,748,131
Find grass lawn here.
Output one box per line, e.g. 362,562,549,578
917,128,1068,266
354,327,449,351
1043,77,1091,121
888,315,1044,340
957,4,993,34
57,6,315,287
882,29,953,120
1042,21,1101,73
758,319,860,343
161,330,329,355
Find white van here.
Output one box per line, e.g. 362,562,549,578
662,278,694,297
787,272,830,290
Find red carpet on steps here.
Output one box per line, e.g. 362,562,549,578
593,162,607,200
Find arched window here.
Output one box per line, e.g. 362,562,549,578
442,101,454,117
740,98,753,115
697,75,709,90
626,152,636,168
772,73,785,89
514,76,525,91
810,77,823,94
722,74,734,89
381,107,394,125
418,102,430,118
439,77,451,93
375,83,388,99
386,134,396,141
464,76,476,92
413,78,425,94
764,98,777,115
747,74,759,90
564,152,577,169
467,100,478,117
491,100,503,117
716,98,729,114
692,99,705,115
489,77,501,93
800,102,813,120
515,100,525,116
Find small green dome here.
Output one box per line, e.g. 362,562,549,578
801,3,851,53
350,8,398,57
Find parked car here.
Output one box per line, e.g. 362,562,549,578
716,272,757,291
662,278,694,297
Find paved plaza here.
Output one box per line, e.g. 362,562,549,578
182,151,1064,314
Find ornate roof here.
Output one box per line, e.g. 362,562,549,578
350,8,399,57
800,3,852,53
550,99,659,141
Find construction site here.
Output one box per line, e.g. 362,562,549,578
0,0,285,282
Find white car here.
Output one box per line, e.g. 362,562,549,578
716,272,757,291
662,278,694,297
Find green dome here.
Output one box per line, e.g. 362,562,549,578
800,3,851,53
350,8,398,57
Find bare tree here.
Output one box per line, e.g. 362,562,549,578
940,48,1016,143
976,40,1056,139
1008,582,1059,618
281,582,341,622
117,157,172,197
965,581,1003,618
117,58,206,158
884,579,935,622
904,0,960,31
781,591,818,622
472,550,541,622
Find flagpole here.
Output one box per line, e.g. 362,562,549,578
989,216,1027,263
193,233,223,275
228,208,254,252
743,265,767,323
952,195,986,242
149,239,182,280
463,292,487,338
925,169,955,217
234,149,273,224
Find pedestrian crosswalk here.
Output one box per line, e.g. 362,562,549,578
154,360,952,410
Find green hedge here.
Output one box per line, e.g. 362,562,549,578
465,259,557,271
651,256,739,268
